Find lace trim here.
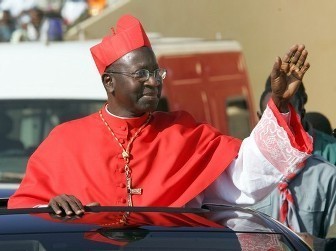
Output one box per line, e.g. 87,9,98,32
253,105,310,175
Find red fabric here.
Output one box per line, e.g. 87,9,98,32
268,98,313,154
278,160,305,230
279,185,293,223
65,211,224,227
90,14,151,75
8,108,241,208
83,212,223,246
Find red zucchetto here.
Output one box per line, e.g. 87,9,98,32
90,14,152,75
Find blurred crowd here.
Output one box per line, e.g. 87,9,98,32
0,0,107,43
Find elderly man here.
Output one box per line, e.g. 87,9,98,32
8,15,312,216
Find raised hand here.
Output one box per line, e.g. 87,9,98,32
271,44,310,112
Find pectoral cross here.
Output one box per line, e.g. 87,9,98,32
126,177,142,206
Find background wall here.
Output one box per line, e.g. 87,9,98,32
75,0,335,128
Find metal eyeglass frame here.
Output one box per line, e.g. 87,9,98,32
104,68,167,82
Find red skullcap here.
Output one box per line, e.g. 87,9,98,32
90,14,152,75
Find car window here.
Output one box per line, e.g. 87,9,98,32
0,100,104,183
226,96,253,140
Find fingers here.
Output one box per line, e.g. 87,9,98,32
296,48,308,69
281,44,299,72
282,44,299,64
290,61,310,77
281,44,310,79
271,56,282,80
269,44,310,112
49,212,83,221
288,44,305,65
49,194,85,216
290,48,309,74
299,62,310,75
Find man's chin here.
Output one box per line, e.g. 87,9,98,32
140,97,159,107
134,104,158,116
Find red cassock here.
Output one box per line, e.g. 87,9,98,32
8,108,241,208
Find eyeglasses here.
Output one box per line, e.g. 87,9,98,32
104,68,167,82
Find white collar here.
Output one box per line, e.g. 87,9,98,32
104,104,139,120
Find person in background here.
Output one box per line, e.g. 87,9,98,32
0,9,15,42
10,7,45,42
87,0,106,16
252,86,336,251
35,0,64,14
9,15,312,221
305,111,333,136
36,0,65,41
300,88,336,165
61,0,88,28
264,76,336,165
43,8,64,41
11,6,63,42
0,0,36,19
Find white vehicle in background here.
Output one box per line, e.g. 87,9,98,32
0,40,105,195
0,37,256,196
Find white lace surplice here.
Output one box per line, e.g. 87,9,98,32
187,102,312,208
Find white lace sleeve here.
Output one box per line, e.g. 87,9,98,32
198,103,312,206
253,105,310,175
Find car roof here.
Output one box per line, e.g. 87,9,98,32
0,204,310,250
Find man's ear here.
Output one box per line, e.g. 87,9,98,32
102,73,114,93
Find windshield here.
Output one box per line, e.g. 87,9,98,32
0,100,104,183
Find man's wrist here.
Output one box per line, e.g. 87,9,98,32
271,95,289,113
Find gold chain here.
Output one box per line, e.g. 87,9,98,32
99,109,152,206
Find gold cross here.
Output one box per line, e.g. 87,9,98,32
126,177,142,206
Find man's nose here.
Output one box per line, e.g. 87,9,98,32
145,74,161,87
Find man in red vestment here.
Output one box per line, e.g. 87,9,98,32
8,14,312,216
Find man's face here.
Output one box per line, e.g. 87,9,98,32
105,47,162,117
